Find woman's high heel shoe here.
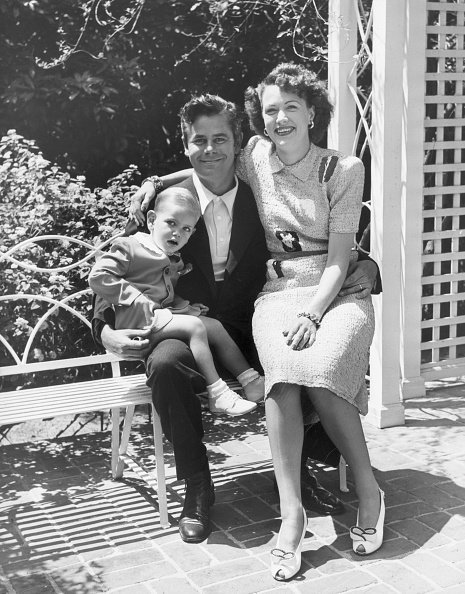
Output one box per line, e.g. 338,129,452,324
270,507,307,581
350,489,385,555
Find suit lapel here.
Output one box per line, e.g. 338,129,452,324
225,182,255,276
180,178,216,293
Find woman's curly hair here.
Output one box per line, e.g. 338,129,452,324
244,63,333,145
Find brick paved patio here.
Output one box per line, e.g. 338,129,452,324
1,380,465,593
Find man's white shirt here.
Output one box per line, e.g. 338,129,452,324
192,172,238,282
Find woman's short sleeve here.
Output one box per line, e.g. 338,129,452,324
235,150,248,184
327,155,365,234
235,135,263,184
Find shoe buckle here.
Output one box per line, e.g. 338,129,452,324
350,525,377,542
270,548,295,560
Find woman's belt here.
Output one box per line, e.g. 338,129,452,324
269,250,328,279
269,250,328,261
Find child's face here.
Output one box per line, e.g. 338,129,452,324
147,200,197,254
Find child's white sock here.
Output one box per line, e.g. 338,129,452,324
237,368,265,403
206,378,228,399
207,378,257,416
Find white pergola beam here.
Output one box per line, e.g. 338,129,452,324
368,0,406,427
400,0,427,399
327,0,357,154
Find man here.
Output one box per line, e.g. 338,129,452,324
93,94,379,544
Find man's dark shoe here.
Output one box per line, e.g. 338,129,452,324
179,468,215,543
272,466,345,516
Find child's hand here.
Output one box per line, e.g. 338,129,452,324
191,303,209,315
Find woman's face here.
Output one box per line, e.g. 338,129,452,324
261,85,314,154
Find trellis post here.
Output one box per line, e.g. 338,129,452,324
327,0,406,427
327,0,357,154
400,0,427,399
368,0,405,427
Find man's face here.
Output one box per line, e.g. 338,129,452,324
183,113,238,188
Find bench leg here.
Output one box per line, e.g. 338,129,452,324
151,403,169,528
111,405,136,479
110,404,169,528
111,407,121,478
339,455,349,492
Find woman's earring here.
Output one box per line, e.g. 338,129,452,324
308,120,314,130
264,129,269,137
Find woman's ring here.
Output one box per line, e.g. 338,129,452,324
359,284,363,292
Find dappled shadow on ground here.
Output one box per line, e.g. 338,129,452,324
4,453,465,589
0,403,270,592
316,468,465,561
1,460,275,593
2,390,465,591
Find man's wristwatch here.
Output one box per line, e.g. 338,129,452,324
142,175,164,194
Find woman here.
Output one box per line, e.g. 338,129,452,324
237,63,382,581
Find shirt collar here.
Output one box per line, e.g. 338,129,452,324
134,232,178,259
269,143,317,182
192,171,238,217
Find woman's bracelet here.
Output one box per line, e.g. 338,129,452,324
297,312,321,327
142,175,164,194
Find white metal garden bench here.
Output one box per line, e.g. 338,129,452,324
0,234,348,531
0,235,175,525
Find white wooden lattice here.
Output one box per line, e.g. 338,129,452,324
422,0,465,378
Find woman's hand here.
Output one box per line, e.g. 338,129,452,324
128,182,157,226
282,317,317,350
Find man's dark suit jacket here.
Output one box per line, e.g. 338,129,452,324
92,176,269,360
173,177,268,337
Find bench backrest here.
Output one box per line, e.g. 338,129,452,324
0,233,127,386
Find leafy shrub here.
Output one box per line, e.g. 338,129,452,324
0,130,140,390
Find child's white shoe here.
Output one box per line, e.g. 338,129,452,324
208,387,257,416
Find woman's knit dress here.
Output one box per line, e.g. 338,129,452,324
237,136,375,414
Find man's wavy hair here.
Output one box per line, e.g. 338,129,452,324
244,63,333,145
179,94,244,148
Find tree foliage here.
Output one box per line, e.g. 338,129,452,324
0,0,330,187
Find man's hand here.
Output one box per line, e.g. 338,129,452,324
339,259,377,299
128,182,156,226
101,326,153,360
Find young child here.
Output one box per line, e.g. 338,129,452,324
89,187,264,416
